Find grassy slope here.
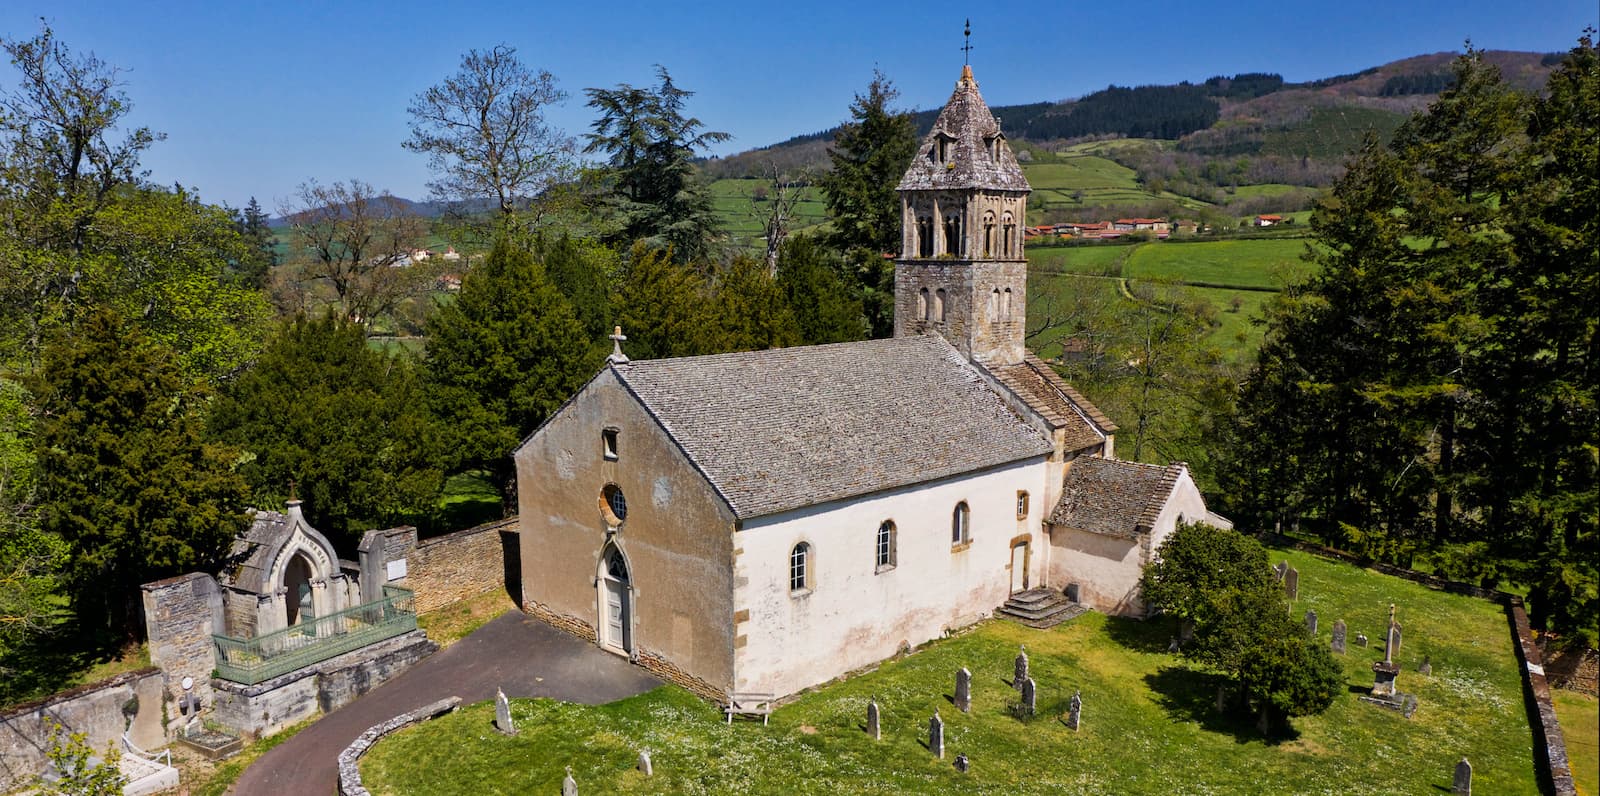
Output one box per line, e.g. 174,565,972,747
1553,689,1598,796
1123,238,1314,289
361,547,1537,795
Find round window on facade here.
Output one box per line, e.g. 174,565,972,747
601,484,628,525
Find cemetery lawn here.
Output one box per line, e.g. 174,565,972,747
1553,689,1598,796
359,547,1538,795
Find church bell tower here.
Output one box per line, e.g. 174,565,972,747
893,64,1031,366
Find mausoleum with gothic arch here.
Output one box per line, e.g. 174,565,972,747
513,63,1226,700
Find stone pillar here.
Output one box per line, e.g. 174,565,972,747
358,526,419,604
141,573,223,721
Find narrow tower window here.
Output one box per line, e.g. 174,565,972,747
934,289,947,323
983,212,995,257
918,217,935,258
1003,287,1013,319
918,288,930,321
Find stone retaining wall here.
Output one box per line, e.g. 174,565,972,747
1262,533,1577,796
337,697,461,796
360,518,517,615
0,668,166,793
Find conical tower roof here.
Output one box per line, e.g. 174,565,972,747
897,66,1030,193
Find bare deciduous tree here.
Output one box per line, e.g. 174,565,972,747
403,44,575,228
751,162,810,275
279,180,430,323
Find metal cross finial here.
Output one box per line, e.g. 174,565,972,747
962,20,973,64
288,479,297,501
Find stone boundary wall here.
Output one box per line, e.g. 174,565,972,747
0,668,165,793
1262,533,1577,796
337,697,460,796
407,518,516,614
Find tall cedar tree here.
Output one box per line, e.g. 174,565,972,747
32,310,249,636
775,235,867,345
819,71,916,336
208,313,443,545
425,239,594,507
1217,42,1598,644
583,67,730,262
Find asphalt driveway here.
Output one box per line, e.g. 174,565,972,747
230,611,662,795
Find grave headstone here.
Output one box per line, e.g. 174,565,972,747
1168,636,1181,653
637,750,653,777
1305,610,1318,637
866,697,880,740
1402,694,1419,718
1284,566,1300,600
1067,690,1082,731
954,754,969,773
1273,561,1287,582
1020,677,1037,717
1014,645,1029,689
1331,620,1347,654
1419,655,1432,676
1453,757,1471,795
494,688,516,735
929,711,945,759
563,766,578,796
1356,632,1368,648
955,668,972,713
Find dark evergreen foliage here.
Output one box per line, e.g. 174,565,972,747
1020,84,1220,141
775,235,867,345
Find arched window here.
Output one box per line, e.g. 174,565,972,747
917,288,929,321
943,214,963,257
601,484,627,525
1003,287,1013,318
790,542,811,592
952,501,970,545
1002,212,1016,258
934,289,947,323
983,212,996,257
988,287,1000,319
918,217,935,258
876,521,896,571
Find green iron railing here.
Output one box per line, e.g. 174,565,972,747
213,585,417,685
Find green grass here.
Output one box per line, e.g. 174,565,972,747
1026,243,1139,277
434,471,502,531
707,178,831,242
361,547,1537,795
1125,238,1315,289
1553,689,1598,796
1186,286,1273,364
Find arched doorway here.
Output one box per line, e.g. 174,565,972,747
1010,540,1030,593
597,545,633,656
284,553,315,627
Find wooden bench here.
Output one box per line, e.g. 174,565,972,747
724,692,776,725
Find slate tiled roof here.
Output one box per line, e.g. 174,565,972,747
976,353,1116,453
1048,458,1185,539
220,503,339,594
613,335,1053,519
897,66,1030,193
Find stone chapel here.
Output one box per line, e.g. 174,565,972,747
513,64,1225,700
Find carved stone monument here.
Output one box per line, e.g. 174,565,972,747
954,754,969,773
1331,619,1347,654
494,688,516,735
1305,610,1317,637
562,766,578,796
1453,757,1471,795
955,667,972,713
1014,645,1029,689
1066,690,1082,731
929,710,945,759
866,697,880,740
1020,677,1037,718
637,750,653,777
1284,566,1300,600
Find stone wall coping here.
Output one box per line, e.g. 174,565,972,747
337,696,461,796
1262,533,1576,796
140,572,212,591
416,517,517,549
0,667,162,720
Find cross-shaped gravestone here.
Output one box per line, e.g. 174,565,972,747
607,326,629,364
1331,619,1347,654
1453,757,1471,795
1020,677,1037,717
1305,609,1318,637
1066,690,1082,731
955,667,972,713
866,697,880,740
1014,645,1029,690
1285,566,1300,600
929,710,945,759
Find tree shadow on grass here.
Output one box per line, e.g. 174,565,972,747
0,616,127,708
1144,666,1301,745
1103,615,1174,654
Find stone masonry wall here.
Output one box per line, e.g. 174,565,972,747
0,669,165,792
141,572,222,711
404,518,515,614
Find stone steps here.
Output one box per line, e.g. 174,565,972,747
997,588,1088,629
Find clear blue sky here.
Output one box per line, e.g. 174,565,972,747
2,1,1593,209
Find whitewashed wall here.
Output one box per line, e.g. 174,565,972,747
733,457,1047,696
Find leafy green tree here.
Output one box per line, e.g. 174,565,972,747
819,70,916,256
775,235,866,345
32,310,249,636
583,67,730,262
425,239,594,506
611,245,721,360
710,256,801,354
0,378,63,663
537,235,617,345
209,313,443,545
39,720,123,796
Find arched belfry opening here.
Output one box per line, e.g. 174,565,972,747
597,543,634,657
893,63,1030,365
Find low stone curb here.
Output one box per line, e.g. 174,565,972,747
337,696,461,796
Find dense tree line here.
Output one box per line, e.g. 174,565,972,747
1217,41,1598,647
1019,84,1221,142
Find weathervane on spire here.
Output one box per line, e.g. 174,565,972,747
962,19,973,65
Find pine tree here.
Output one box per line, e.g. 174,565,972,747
425,238,595,506
820,71,916,256
32,310,248,636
